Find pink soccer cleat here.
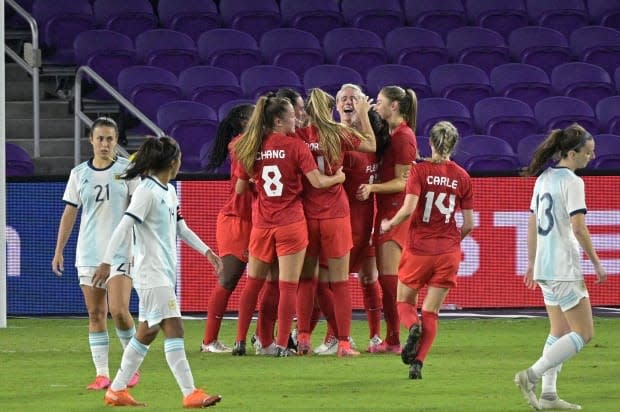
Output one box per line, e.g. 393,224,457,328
127,371,141,388
87,375,111,390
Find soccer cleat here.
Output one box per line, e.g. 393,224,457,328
539,397,582,410
127,371,141,388
183,389,222,408
367,340,402,354
287,328,298,352
258,342,278,356
104,388,146,406
201,340,232,353
514,370,540,410
366,335,383,352
401,323,422,365
87,375,111,390
409,360,423,379
274,346,295,357
313,336,339,355
251,334,262,353
348,335,357,350
231,341,246,356
337,341,360,357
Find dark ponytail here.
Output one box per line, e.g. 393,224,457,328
123,136,180,180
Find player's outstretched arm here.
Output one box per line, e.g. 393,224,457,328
52,205,78,276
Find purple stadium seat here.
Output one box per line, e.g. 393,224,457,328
429,64,493,111
366,65,430,100
490,63,552,108
259,28,323,78
417,97,474,137
323,28,387,77
74,30,136,100
197,29,262,78
534,96,598,134
280,0,344,41
588,0,620,29
403,0,467,40
240,65,303,99
384,27,449,78
590,134,620,170
135,29,199,76
569,26,620,76
517,134,546,167
158,0,219,41
303,64,364,97
596,96,620,135
616,67,620,93
219,0,281,41
340,0,404,39
464,0,528,40
178,66,242,111
526,0,589,38
453,135,520,172
416,136,432,158
508,27,572,75
118,66,182,132
93,0,157,41
6,143,34,176
551,62,614,109
157,101,218,172
33,0,95,64
473,97,538,151
218,99,255,121
446,26,509,73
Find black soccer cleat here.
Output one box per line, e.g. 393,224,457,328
409,360,423,380
401,323,422,365
232,340,246,356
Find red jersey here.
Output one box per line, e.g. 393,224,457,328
235,132,318,229
377,122,417,214
219,137,253,221
405,160,473,255
297,125,361,219
342,151,378,206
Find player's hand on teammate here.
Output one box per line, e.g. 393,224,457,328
334,166,345,184
92,263,111,288
380,218,392,234
206,249,223,276
353,94,373,114
52,254,64,276
523,265,537,290
594,262,607,284
356,183,372,201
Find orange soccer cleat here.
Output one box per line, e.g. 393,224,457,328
104,388,146,407
183,389,222,409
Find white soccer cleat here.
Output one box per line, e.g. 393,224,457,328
514,370,540,410
539,397,582,410
313,336,339,356
200,340,232,353
258,342,278,356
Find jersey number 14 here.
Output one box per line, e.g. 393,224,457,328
423,191,456,223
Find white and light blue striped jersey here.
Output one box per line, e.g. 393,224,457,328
125,176,181,289
529,167,587,281
63,157,137,267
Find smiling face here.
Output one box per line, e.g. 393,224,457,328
336,86,361,125
275,103,297,135
292,96,307,128
90,125,117,161
374,92,393,121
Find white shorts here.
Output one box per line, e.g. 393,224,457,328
537,280,590,312
136,286,181,328
78,264,131,289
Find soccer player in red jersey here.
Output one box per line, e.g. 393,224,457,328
295,88,376,357
200,104,254,353
358,86,418,353
381,121,474,379
232,95,345,356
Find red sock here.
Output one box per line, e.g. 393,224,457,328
361,280,382,338
203,284,232,344
331,280,352,341
416,311,439,362
257,280,279,348
396,301,419,330
276,280,298,348
309,298,321,335
379,275,399,345
236,277,264,342
296,278,317,335
317,281,338,338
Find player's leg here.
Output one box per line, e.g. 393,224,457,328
81,271,110,390
375,240,403,352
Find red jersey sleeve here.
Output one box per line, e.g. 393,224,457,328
459,171,474,210
391,125,417,165
405,164,423,197
233,161,250,180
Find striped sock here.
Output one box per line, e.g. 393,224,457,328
165,338,195,397
89,331,110,377
115,326,135,350
531,332,585,378
110,337,148,391
541,335,559,395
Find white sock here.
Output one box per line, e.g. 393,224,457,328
531,332,585,379
115,326,136,350
541,335,559,395
164,338,195,397
110,337,149,391
89,331,109,377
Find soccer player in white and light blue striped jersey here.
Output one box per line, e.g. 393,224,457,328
515,124,607,411
93,136,223,408
52,118,140,390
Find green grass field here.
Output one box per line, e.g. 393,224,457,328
0,316,618,411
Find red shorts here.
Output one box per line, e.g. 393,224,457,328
373,210,410,249
216,214,251,262
249,219,308,263
307,216,353,260
397,249,461,290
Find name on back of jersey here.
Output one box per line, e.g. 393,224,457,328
256,149,286,160
427,175,458,189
